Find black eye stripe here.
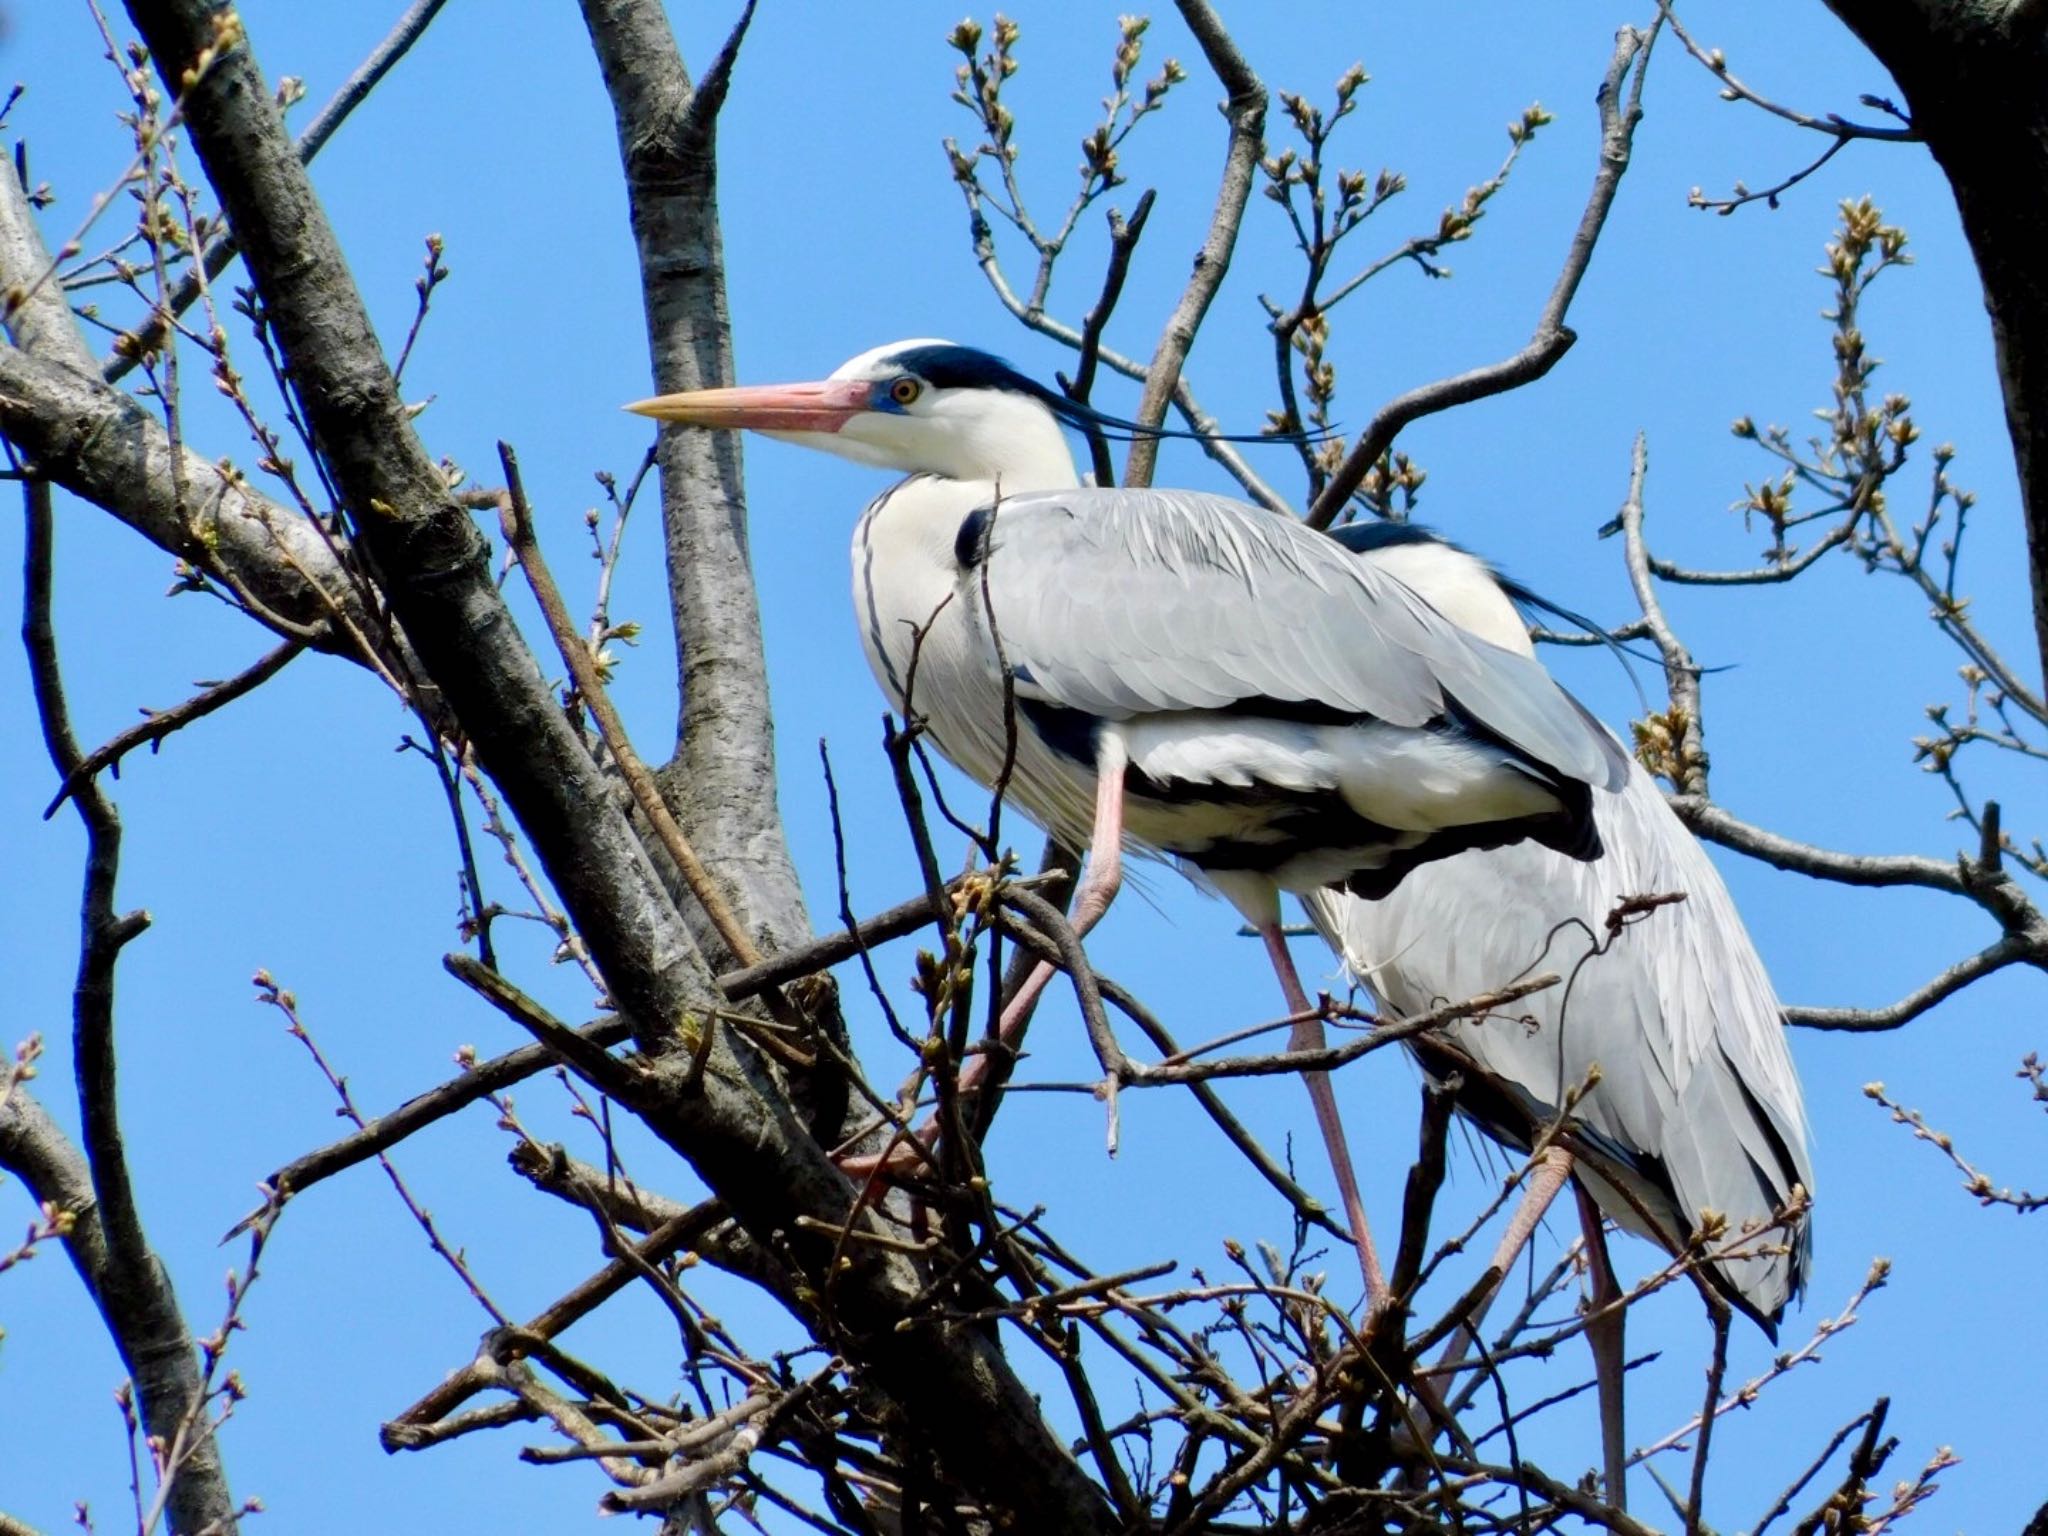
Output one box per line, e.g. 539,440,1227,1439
875,342,1309,446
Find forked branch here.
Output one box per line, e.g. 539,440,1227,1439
1309,19,1660,527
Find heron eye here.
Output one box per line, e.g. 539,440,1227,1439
888,377,922,407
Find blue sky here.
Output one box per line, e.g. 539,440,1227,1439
3,2,2040,1531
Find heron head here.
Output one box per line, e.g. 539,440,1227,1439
626,339,1082,487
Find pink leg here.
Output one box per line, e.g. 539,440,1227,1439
1393,1149,1583,1480
1261,925,1386,1305
1400,1146,1573,1464
1433,1146,1575,1381
995,735,1126,1040
840,740,1127,1176
1576,1181,1629,1512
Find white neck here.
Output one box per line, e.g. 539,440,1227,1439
920,389,1084,490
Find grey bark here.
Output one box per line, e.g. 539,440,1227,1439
0,343,386,661
0,158,384,665
0,1093,239,1536
0,167,97,374
577,0,811,961
20,490,240,1536
1822,0,2048,691
105,2,1112,1524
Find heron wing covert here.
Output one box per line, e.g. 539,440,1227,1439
972,488,1627,792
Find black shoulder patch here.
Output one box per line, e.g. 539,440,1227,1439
954,504,995,568
1324,519,1450,556
1017,698,1100,765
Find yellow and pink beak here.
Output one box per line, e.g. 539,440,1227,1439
625,378,876,433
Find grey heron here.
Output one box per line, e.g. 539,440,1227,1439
626,338,1632,1305
1307,520,1815,1506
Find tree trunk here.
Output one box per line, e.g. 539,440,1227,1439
578,0,814,962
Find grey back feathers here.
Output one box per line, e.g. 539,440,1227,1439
965,488,1629,796
1306,522,1814,1330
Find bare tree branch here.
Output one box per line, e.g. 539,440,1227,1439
1616,433,1709,798
1670,794,2048,1033
577,0,814,957
100,0,458,383
1069,189,1156,487
43,638,304,818
232,1018,635,1233
382,1203,750,1440
1671,794,2045,910
114,4,1116,1523
507,1142,694,1233
19,482,240,1536
1122,0,1265,489
717,867,1067,1001
1785,935,2032,1031
1658,1,1917,143
1308,19,1659,527
1645,522,1858,586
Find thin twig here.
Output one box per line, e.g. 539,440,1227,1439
1309,19,1659,526
383,1205,736,1437
21,481,240,1536
257,974,510,1326
1690,133,1852,215
1632,1259,1888,1466
43,638,305,823
714,867,1067,1002
1655,2,1916,142
103,0,458,381
1116,976,1559,1088
1753,1407,1879,1536
225,1015,636,1238
1864,1082,2046,1209
1685,1298,1732,1532
1068,189,1156,487
497,445,756,969
1122,0,1265,489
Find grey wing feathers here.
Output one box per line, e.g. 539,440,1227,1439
1598,761,1813,1198
976,489,1627,790
1305,756,1813,1316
